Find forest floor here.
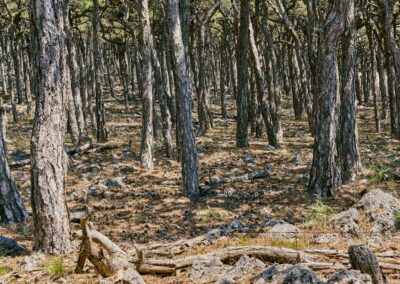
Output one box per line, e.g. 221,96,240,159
1,92,400,283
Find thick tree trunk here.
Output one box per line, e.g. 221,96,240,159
0,101,28,223
169,0,199,199
308,0,350,197
31,0,71,254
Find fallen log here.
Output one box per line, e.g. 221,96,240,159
205,171,270,186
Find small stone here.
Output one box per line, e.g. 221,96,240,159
264,145,275,151
264,164,273,172
76,163,101,173
230,220,244,229
104,177,124,188
264,219,286,227
291,155,302,165
121,151,137,160
243,153,254,163
11,150,27,162
15,171,25,181
268,223,301,239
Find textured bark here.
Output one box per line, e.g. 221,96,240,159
92,0,108,142
308,0,349,197
169,0,199,199
138,0,154,171
349,244,387,284
338,0,361,184
249,21,279,147
31,0,71,254
0,102,28,223
376,47,389,120
368,29,381,132
236,0,250,148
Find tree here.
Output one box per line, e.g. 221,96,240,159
30,0,71,254
138,0,154,170
0,99,28,223
168,0,199,199
236,0,250,148
308,0,352,197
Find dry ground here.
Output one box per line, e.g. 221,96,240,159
1,91,399,283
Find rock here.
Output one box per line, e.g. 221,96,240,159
291,155,301,165
121,151,137,160
218,255,265,282
76,163,101,173
70,210,89,223
119,268,146,284
268,223,300,239
15,171,25,181
189,255,228,281
0,236,27,256
314,233,340,245
327,269,372,284
20,253,45,272
265,164,273,172
264,145,275,150
260,207,272,219
224,187,236,197
230,220,245,230
66,189,88,202
264,219,286,227
331,208,365,239
354,189,400,235
104,177,124,188
115,166,135,175
254,264,323,284
11,150,27,162
243,153,254,163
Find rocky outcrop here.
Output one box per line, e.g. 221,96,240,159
253,264,324,284
327,269,372,284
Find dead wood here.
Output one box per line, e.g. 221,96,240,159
205,171,270,186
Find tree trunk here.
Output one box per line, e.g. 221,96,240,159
92,0,108,142
0,100,28,223
169,0,199,200
236,0,250,148
308,0,350,197
30,0,71,254
138,0,154,171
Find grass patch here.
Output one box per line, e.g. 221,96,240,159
197,209,225,222
134,214,147,224
41,257,65,276
395,211,400,230
268,239,307,250
305,201,333,226
366,165,395,184
0,266,11,276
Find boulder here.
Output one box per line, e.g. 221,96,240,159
265,221,300,239
331,208,364,239
104,177,124,188
327,269,372,284
254,264,323,284
20,253,45,272
354,189,400,235
10,150,27,162
217,255,265,283
0,236,27,256
189,255,228,282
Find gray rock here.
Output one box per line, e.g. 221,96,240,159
314,233,340,245
189,255,228,281
76,163,101,173
354,189,400,235
0,236,27,256
327,269,372,284
121,151,137,160
260,207,272,219
15,171,25,181
243,154,254,163
218,255,265,283
331,208,365,239
11,150,27,162
104,177,124,188
119,268,146,284
230,220,245,230
264,220,286,227
291,155,301,165
265,222,300,239
70,211,89,223
254,264,323,284
264,145,275,151
20,253,45,272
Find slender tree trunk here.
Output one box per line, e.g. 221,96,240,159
169,0,199,199
236,0,250,148
30,0,71,254
138,0,154,170
92,0,107,142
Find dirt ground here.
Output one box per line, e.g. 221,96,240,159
1,92,399,283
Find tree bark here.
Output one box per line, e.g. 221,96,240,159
30,0,71,254
169,0,199,199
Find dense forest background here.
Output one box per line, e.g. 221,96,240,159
0,0,400,283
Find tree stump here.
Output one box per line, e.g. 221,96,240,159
348,244,387,284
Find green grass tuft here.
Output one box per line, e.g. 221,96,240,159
366,165,395,184
41,257,65,275
197,210,225,222
268,239,307,250
305,201,334,226
134,214,147,224
0,266,11,276
395,211,400,230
